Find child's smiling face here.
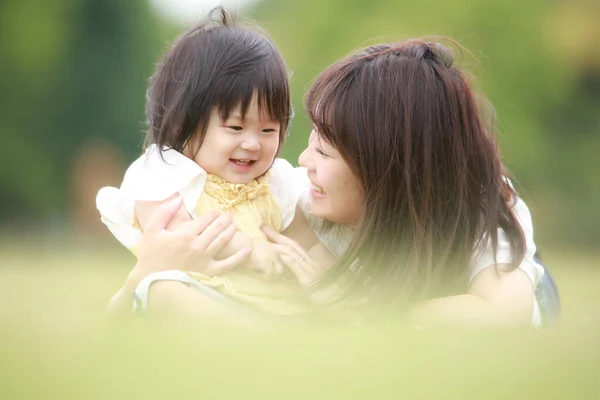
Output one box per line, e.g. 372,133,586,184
190,95,281,183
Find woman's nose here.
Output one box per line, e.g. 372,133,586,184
298,147,311,169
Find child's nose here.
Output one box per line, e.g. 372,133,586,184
241,137,261,151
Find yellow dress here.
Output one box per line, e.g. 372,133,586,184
96,145,310,316
198,173,281,243
186,173,310,315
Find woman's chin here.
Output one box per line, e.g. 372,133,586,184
308,201,334,221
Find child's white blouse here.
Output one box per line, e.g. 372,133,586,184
96,144,302,250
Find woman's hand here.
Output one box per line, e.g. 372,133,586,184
262,226,328,287
110,195,251,318
129,195,252,286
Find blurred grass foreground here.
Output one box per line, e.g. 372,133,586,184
0,242,598,400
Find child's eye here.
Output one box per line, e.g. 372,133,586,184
262,128,278,134
228,126,243,131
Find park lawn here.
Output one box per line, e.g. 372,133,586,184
0,241,598,399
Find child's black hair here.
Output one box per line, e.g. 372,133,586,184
144,7,291,155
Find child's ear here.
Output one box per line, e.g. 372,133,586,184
182,142,192,158
182,135,200,158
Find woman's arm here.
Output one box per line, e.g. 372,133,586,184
108,195,251,318
410,194,543,327
107,266,148,318
409,265,535,327
266,221,535,326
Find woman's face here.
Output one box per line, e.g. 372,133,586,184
298,130,364,226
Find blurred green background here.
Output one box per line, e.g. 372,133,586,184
1,0,599,248
0,1,599,398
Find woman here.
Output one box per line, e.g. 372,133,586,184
112,39,559,327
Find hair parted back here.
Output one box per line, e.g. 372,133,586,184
305,38,526,308
144,6,291,156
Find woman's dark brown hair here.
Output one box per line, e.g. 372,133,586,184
144,7,291,156
306,39,526,307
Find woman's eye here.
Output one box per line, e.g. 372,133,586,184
316,148,329,157
228,126,243,131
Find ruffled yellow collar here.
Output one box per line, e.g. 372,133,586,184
204,173,271,210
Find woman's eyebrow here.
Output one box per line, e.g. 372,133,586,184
316,134,326,148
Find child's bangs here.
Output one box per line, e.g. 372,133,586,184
214,56,291,129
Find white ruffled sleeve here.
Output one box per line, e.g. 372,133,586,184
95,144,207,249
96,186,140,249
268,158,308,230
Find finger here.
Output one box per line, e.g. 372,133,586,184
272,243,310,265
144,195,184,235
261,266,275,282
208,248,252,275
191,213,234,248
273,261,284,279
272,243,294,258
262,261,284,282
263,261,284,282
263,226,310,259
279,253,311,286
203,220,238,257
178,210,220,236
262,225,290,245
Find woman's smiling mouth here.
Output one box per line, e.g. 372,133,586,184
310,181,326,198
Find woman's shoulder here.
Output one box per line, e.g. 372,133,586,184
470,194,545,288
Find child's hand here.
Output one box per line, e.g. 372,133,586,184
247,242,285,281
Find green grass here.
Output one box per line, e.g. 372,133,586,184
0,241,598,399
